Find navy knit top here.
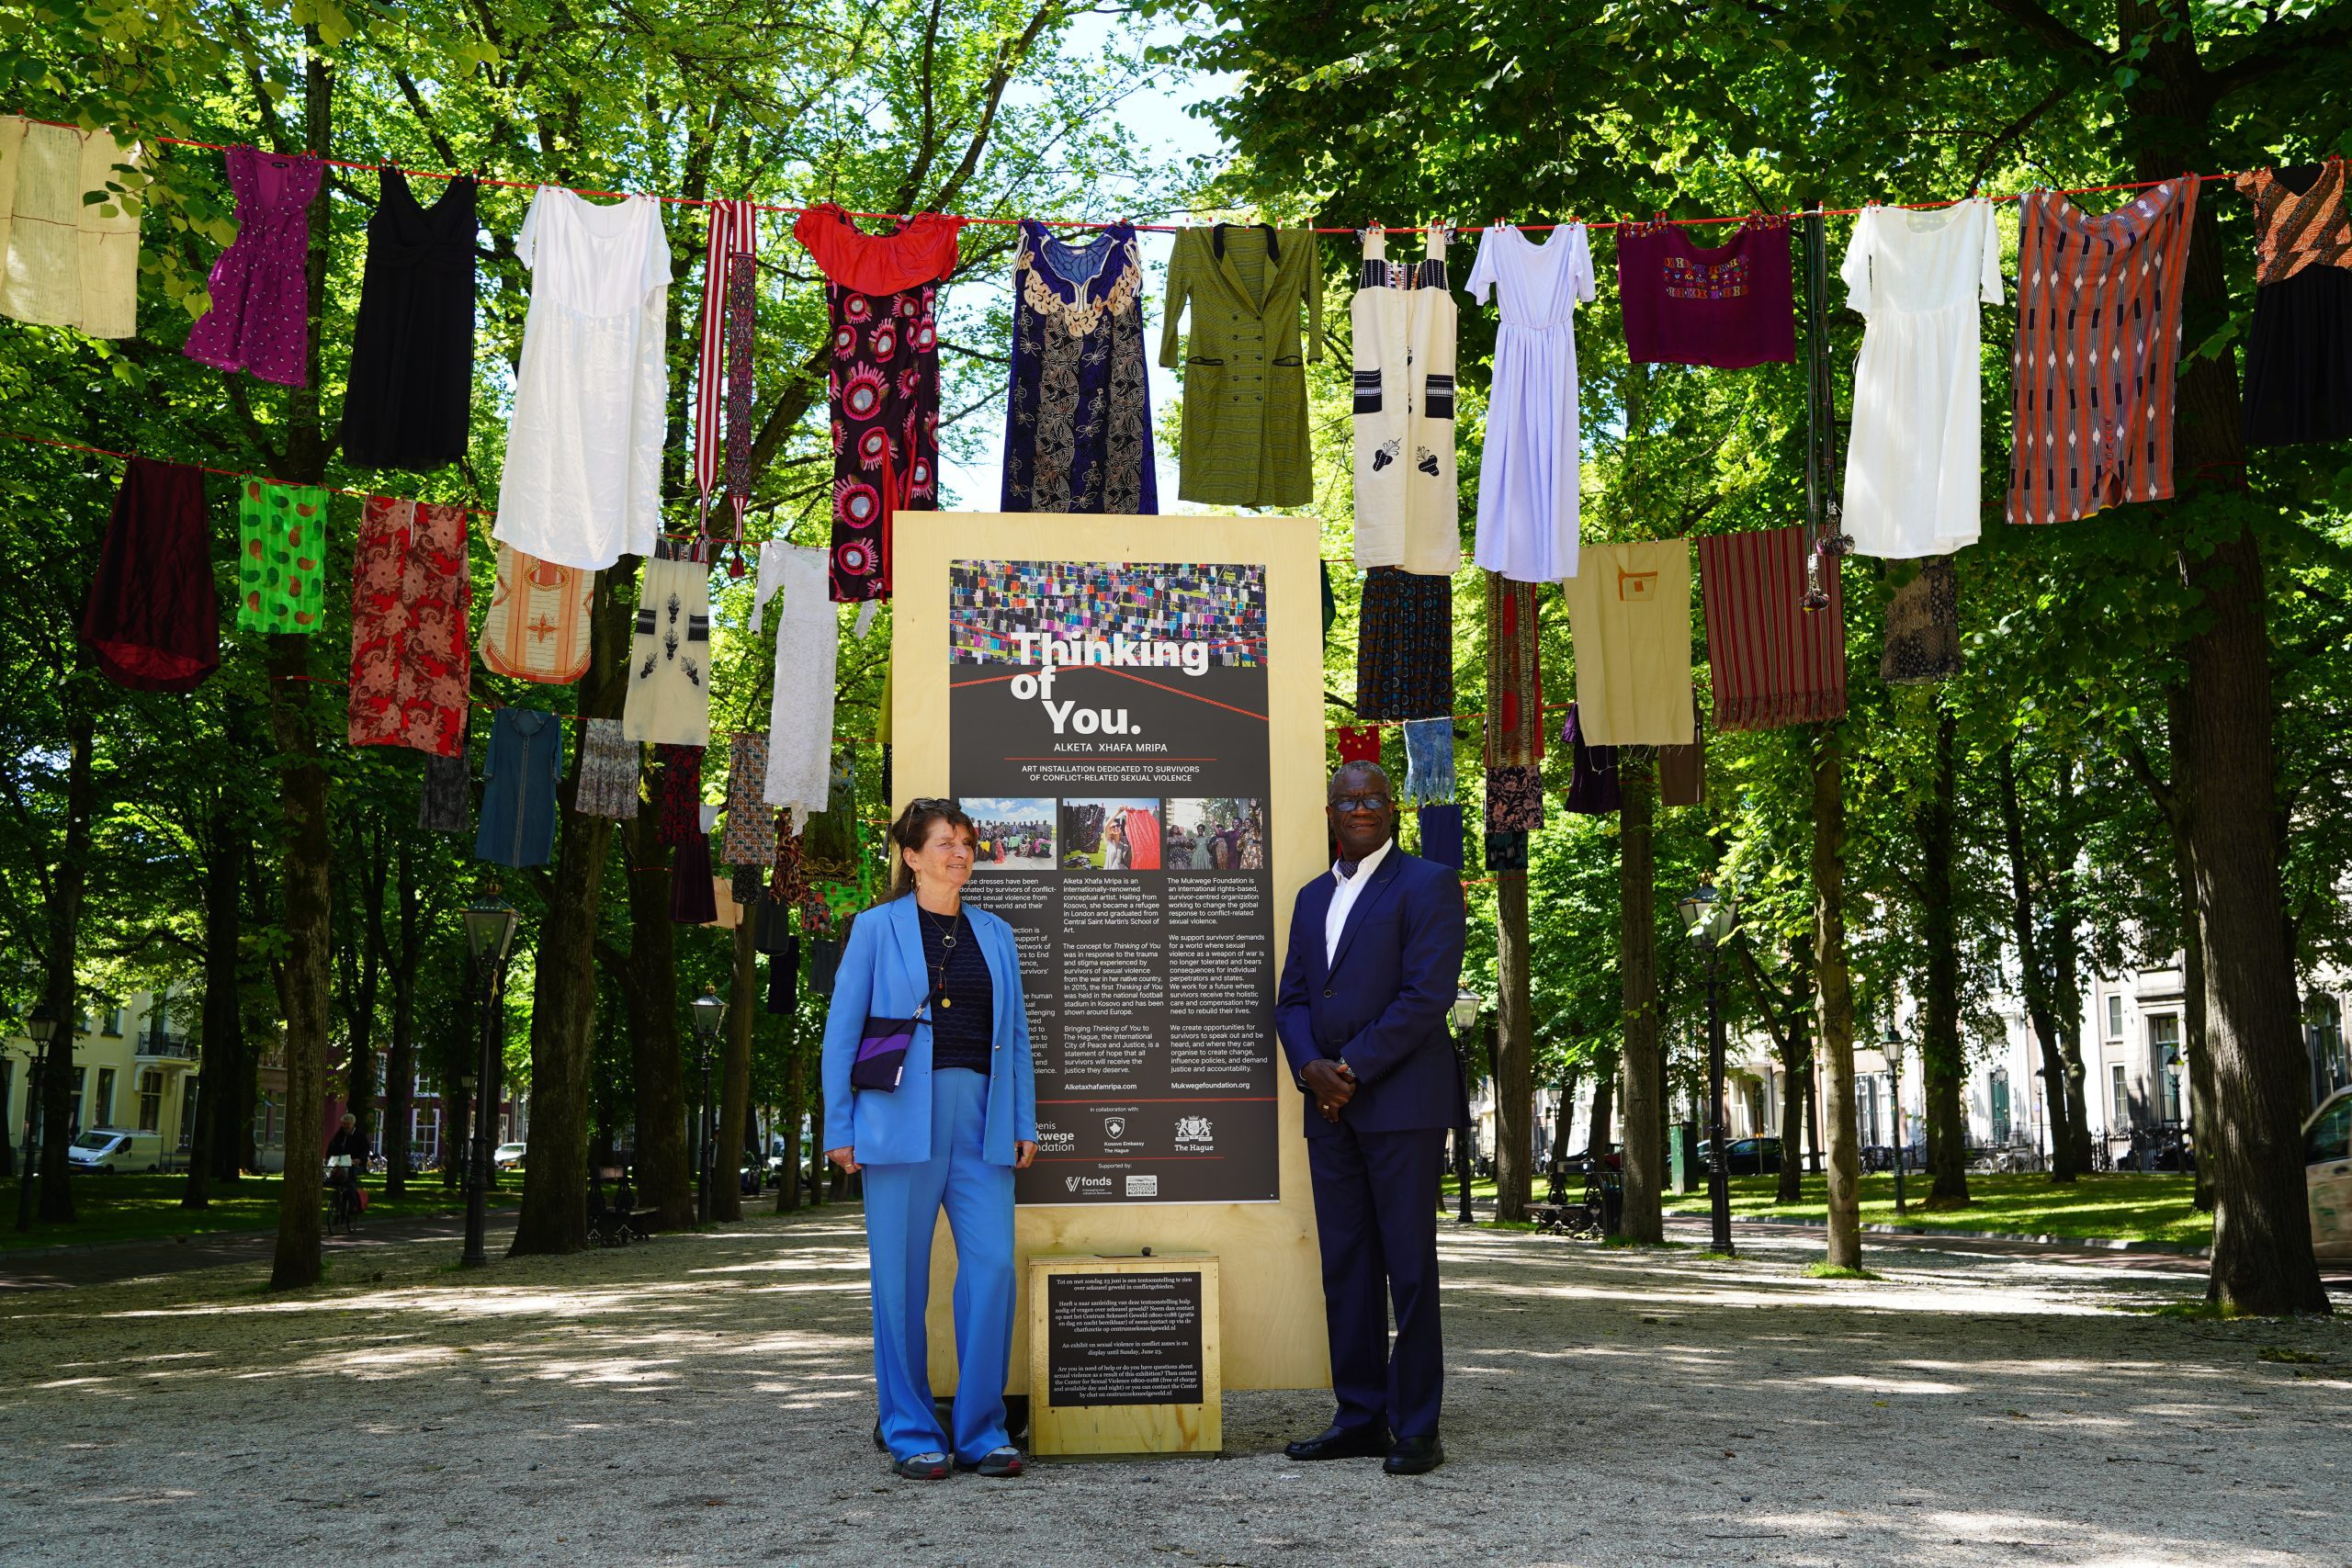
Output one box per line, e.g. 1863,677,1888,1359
918,907,995,1072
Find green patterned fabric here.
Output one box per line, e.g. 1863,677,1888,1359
1159,225,1323,507
237,479,330,634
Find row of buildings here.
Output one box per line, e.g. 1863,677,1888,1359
1476,957,2351,1174
0,988,519,1178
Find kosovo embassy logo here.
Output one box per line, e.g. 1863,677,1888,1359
1103,1116,1127,1141
1173,1115,1214,1147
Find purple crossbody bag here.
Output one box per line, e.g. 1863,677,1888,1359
851,985,939,1093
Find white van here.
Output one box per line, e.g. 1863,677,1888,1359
2307,1089,2352,1260
66,1128,165,1174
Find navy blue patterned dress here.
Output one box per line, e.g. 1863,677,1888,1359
1001,221,1158,513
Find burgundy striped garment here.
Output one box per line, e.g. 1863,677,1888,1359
695,199,759,530
2006,178,2199,528
1697,525,1847,732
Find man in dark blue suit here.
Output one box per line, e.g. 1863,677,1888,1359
1274,760,1467,1475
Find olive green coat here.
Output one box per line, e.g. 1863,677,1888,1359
1159,225,1325,507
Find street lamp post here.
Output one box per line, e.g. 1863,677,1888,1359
1450,988,1482,1224
1677,880,1736,1257
1883,1021,1906,1216
691,990,728,1225
14,1007,57,1233
460,893,520,1268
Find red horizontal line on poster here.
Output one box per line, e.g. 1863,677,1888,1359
15,114,2234,232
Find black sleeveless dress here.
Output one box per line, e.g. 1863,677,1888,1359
2236,160,2352,447
339,167,477,468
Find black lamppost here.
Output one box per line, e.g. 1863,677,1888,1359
1450,987,1482,1224
13,1006,57,1233
460,893,519,1268
1883,1021,1907,1216
1677,880,1736,1256
691,990,728,1224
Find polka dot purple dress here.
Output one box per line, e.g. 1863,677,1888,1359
183,145,323,388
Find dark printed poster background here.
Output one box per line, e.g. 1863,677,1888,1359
949,559,1278,1204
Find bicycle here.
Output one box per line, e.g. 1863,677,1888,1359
324,1155,362,1236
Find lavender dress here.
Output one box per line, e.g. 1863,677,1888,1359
1001,220,1158,513
184,146,323,387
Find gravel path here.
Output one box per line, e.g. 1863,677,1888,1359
2,1202,2345,1567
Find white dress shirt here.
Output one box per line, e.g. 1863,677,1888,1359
1325,837,1393,966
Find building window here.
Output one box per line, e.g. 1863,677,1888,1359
137,1070,164,1133
2310,993,2346,1098
1990,1070,2012,1145
101,1006,124,1037
93,1067,116,1129
2110,1063,2131,1134
178,1080,199,1150
2150,1015,2183,1124
65,1067,85,1134
2106,995,2123,1040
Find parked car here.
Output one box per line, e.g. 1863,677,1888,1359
492,1142,528,1170
1695,1136,1782,1176
2306,1088,2352,1261
66,1128,165,1174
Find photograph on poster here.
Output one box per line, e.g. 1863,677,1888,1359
1166,798,1264,872
963,796,1057,870
1062,797,1163,870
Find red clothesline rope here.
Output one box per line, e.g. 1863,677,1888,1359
16,112,2234,232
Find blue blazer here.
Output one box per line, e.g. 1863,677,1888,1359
1273,846,1470,1137
820,896,1039,1168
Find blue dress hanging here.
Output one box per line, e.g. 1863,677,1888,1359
475,707,565,868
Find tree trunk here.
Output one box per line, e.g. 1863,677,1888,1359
1548,1071,1578,1184
775,1010,804,1213
621,809,694,1229
713,919,759,1222
1813,724,1861,1270
1996,743,2079,1181
2115,6,2325,1317
1492,868,1535,1224
1919,706,1969,1206
183,805,246,1210
1617,753,1664,1243
1584,1048,1615,1159
337,825,389,1144
29,679,96,1224
508,569,635,1256
382,836,420,1201
1776,1020,1809,1204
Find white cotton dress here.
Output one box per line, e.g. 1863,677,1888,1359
494,188,671,571
752,541,838,825
1467,222,1595,582
1838,198,2003,559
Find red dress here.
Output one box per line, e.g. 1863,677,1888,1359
792,204,964,603
83,457,219,693
348,495,472,756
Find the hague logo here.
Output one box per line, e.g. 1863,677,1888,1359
1173,1115,1214,1147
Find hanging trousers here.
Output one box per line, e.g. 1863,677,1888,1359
858,1066,1015,1463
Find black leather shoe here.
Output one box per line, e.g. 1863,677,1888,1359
1384,1435,1444,1475
1284,1423,1391,1461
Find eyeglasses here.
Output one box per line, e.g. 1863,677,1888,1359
1329,794,1392,813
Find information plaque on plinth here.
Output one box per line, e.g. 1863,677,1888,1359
1027,1252,1221,1457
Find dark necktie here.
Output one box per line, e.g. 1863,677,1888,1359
1335,860,1359,881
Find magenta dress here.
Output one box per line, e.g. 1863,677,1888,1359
183,146,323,387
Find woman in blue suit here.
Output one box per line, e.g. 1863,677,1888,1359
823,798,1037,1480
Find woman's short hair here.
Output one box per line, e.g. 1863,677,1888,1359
887,797,978,900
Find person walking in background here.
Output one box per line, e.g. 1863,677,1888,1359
1273,761,1467,1474
822,798,1039,1481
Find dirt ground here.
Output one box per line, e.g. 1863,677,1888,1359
1,1204,2345,1567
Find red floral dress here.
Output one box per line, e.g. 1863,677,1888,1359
347,495,471,756
792,204,964,603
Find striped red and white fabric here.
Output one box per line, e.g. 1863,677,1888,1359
695,199,759,528
2006,178,2199,528
1697,525,1847,732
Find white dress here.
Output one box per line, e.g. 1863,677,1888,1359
1467,222,1594,582
0,116,141,339
1839,199,2003,558
1351,225,1461,577
494,188,671,570
752,541,837,825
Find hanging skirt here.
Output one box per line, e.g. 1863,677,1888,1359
721,731,776,866
348,495,471,756
574,716,640,818
2242,267,2352,447
83,457,219,692
653,743,705,848
418,750,470,832
671,831,718,924
1355,566,1453,722
1402,718,1455,806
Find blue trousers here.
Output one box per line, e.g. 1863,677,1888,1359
1306,1122,1448,1440
859,1066,1015,1463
